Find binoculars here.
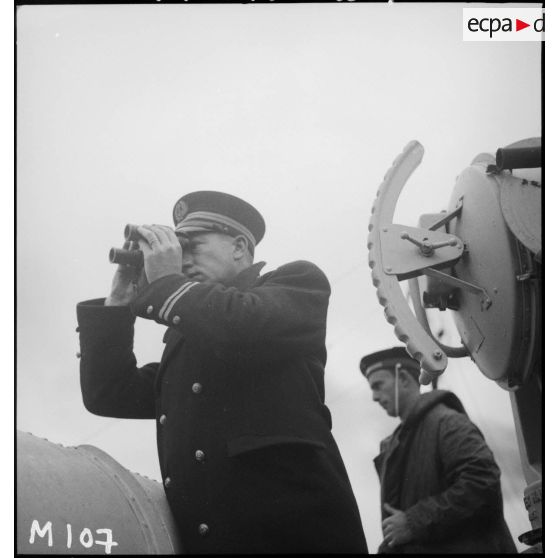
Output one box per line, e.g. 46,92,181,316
109,224,144,267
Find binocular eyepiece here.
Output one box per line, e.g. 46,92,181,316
123,224,142,242
109,224,144,267
109,247,144,267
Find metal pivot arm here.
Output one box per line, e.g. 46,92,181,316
426,199,463,231
368,140,448,385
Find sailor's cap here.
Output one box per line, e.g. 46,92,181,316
172,191,265,248
360,346,421,383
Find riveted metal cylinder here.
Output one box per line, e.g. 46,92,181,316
16,431,183,554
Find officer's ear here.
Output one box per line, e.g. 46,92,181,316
232,235,251,260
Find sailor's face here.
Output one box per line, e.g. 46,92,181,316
368,369,397,417
179,232,237,283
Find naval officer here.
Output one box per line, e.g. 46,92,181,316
77,191,368,553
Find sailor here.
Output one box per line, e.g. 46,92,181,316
361,346,517,554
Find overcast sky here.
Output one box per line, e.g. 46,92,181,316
15,2,543,551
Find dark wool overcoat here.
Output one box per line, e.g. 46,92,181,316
374,390,517,554
77,261,368,554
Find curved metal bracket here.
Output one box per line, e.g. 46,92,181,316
368,141,448,385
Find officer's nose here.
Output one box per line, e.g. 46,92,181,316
372,391,380,402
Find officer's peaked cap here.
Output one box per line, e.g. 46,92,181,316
172,191,265,247
360,346,420,384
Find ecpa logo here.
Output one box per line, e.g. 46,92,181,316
463,8,544,42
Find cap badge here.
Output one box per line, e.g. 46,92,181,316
173,200,188,223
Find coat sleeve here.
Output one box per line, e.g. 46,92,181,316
403,412,504,542
131,261,330,358
77,298,158,419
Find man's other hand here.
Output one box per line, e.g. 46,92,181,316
381,503,413,548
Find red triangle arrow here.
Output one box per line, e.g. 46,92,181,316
516,19,530,31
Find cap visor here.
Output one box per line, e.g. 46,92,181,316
174,225,213,236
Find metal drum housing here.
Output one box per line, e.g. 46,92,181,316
17,430,183,555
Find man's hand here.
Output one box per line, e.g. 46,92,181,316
137,225,183,284
381,503,413,548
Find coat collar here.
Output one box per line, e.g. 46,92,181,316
401,390,466,433
228,261,266,289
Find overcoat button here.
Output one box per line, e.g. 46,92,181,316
159,414,167,425
164,477,172,488
198,523,209,537
172,315,181,325
76,352,81,358
192,382,203,394
146,305,154,315
195,450,205,462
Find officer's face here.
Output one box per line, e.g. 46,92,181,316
180,232,238,283
368,369,398,417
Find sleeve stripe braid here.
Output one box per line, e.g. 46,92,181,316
159,281,199,321
163,282,199,320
